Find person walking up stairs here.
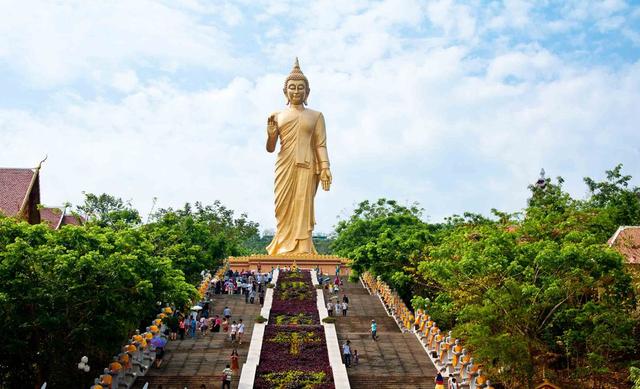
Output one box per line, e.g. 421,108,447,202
325,277,437,389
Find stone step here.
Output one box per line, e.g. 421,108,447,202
325,286,370,295
330,279,439,387
332,315,398,333
348,374,436,389
132,292,260,389
133,375,239,389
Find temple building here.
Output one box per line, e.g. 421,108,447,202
0,166,42,224
608,226,640,267
0,165,83,229
40,206,83,229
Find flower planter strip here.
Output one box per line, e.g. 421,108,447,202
254,270,334,389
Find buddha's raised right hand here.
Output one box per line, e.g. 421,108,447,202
267,112,279,136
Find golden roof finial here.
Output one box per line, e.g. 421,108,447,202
36,155,48,171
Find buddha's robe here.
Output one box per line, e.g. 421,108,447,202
452,344,463,367
266,107,329,255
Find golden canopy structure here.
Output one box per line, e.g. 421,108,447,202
265,58,332,255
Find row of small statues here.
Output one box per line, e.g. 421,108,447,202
89,265,224,388
90,315,168,389
361,272,495,389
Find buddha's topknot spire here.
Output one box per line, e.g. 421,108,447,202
286,57,307,83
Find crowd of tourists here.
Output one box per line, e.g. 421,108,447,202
325,275,351,317
90,267,275,389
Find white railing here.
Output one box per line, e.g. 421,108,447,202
311,269,351,389
237,269,279,388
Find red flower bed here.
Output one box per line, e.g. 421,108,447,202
255,271,334,389
270,298,320,323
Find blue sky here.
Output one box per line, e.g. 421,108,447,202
1,0,639,233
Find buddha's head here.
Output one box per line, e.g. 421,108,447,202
284,57,310,105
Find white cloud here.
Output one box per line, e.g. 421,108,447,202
112,70,140,93
427,0,477,41
486,48,563,82
0,1,236,87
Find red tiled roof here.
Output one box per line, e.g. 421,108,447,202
0,168,36,217
608,226,640,265
40,207,64,229
62,214,84,226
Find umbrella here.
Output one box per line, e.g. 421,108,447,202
151,336,168,348
190,305,203,311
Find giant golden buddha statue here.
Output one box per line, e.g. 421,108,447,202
265,58,332,255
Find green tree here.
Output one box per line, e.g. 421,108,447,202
333,167,640,388
630,367,640,389
421,178,637,387
0,216,195,388
146,201,259,283
77,192,141,227
331,198,441,297
583,164,640,239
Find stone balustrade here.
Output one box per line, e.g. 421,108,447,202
90,260,229,389
361,272,494,389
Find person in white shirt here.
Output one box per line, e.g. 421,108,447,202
237,319,246,345
342,340,352,367
222,364,233,389
327,302,333,316
342,301,348,316
230,321,238,343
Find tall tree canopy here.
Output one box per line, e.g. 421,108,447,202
0,195,260,387
76,192,141,227
146,201,259,283
0,217,195,387
333,165,640,388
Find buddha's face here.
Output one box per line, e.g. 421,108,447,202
285,79,307,105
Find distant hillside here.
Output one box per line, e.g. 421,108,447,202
243,234,334,255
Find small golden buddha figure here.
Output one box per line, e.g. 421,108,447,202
475,368,487,386
460,355,472,381
467,360,481,382
424,317,434,337
451,339,463,368
439,339,449,363
433,329,444,351
265,58,332,255
419,315,430,333
427,327,439,349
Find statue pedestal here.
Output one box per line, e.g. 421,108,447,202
229,254,350,276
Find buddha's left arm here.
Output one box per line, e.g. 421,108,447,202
314,113,330,169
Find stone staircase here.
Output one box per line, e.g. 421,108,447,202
132,292,261,389
326,279,437,389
